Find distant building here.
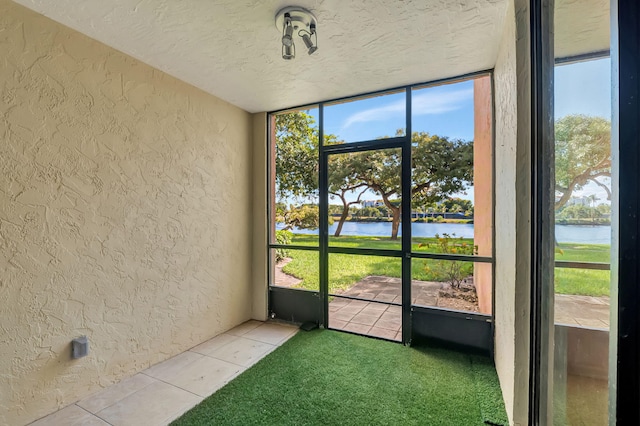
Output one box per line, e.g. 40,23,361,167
566,196,591,206
361,199,385,208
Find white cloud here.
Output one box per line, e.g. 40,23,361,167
341,88,474,129
412,88,474,117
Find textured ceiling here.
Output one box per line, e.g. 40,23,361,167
11,0,609,113
555,0,610,59
12,0,509,113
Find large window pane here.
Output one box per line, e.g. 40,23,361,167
328,148,402,250
323,91,406,144
410,76,492,315
270,108,320,247
553,0,612,422
270,248,319,291
328,253,402,341
410,78,486,252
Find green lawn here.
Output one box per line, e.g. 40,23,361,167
282,234,473,293
280,235,611,297
555,242,610,297
172,330,508,426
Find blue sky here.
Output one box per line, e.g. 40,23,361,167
555,58,611,119
322,80,475,143
294,57,612,205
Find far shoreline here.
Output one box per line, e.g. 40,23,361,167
334,218,611,226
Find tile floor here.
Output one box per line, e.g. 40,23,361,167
30,321,298,426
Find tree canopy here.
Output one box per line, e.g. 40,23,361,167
274,112,319,200
555,114,611,210
274,112,474,239
347,133,473,239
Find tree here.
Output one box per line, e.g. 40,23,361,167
350,132,474,239
442,197,474,216
557,204,592,220
277,204,327,230
274,112,319,200
275,111,358,236
275,114,474,240
275,112,338,231
555,115,611,210
328,154,368,237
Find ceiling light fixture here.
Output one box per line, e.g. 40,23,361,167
275,6,318,60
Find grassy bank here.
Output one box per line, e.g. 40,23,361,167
279,235,611,297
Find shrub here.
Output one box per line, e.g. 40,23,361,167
274,230,293,262
420,233,477,288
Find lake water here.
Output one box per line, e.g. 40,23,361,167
278,222,612,244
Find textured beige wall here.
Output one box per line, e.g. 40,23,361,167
0,2,253,424
251,112,268,321
493,0,532,424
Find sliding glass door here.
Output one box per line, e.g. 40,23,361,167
532,0,640,423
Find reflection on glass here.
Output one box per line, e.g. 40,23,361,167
328,149,402,249
270,248,319,291
328,296,401,341
323,91,406,144
411,259,490,314
552,1,612,420
272,108,320,246
554,268,610,328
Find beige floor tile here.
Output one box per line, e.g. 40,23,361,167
243,322,298,345
164,355,245,397
30,404,109,426
209,336,276,367
226,320,263,336
77,373,156,413
190,333,239,356
96,381,201,426
143,351,203,382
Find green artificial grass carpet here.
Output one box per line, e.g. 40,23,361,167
172,330,508,426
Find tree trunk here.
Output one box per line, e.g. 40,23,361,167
390,207,400,240
335,203,349,237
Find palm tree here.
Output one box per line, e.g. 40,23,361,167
587,194,599,222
